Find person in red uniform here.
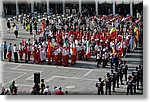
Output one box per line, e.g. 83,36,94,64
62,47,69,67
7,43,12,62
24,44,28,63
55,87,65,95
41,19,45,31
18,43,23,60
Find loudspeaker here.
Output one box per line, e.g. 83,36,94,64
34,72,40,84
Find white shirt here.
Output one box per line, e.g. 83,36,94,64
43,88,51,95
13,46,17,52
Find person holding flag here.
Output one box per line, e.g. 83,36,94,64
85,40,91,60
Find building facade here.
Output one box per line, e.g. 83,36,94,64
2,0,143,17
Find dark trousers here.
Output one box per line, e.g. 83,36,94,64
123,73,127,81
97,59,101,67
133,85,136,94
112,81,116,91
111,59,113,68
103,59,106,68
116,77,119,88
97,88,104,95
127,86,133,95
14,52,18,63
4,49,7,59
105,85,111,95
119,75,123,84
137,79,140,89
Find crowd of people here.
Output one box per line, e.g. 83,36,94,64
0,12,143,67
0,11,143,95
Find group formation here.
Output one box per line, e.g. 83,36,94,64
95,63,143,95
1,12,143,68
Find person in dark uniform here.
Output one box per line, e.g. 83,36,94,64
121,61,128,81
95,77,105,95
41,79,45,94
132,71,138,94
136,67,140,90
3,41,7,59
139,65,143,86
116,70,119,88
126,76,133,95
117,67,124,85
46,17,49,27
114,53,119,68
105,72,112,95
111,70,116,92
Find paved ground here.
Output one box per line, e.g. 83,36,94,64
0,17,143,95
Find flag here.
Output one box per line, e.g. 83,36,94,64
110,27,116,38
134,27,138,37
86,41,91,59
47,40,52,58
72,42,76,55
63,38,69,48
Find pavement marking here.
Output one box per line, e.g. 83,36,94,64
3,72,27,86
25,75,34,81
2,61,93,71
16,84,33,87
80,70,93,78
12,65,42,73
46,75,97,82
0,70,25,74
45,76,57,82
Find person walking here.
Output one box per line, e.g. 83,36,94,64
12,23,19,38
7,20,11,33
